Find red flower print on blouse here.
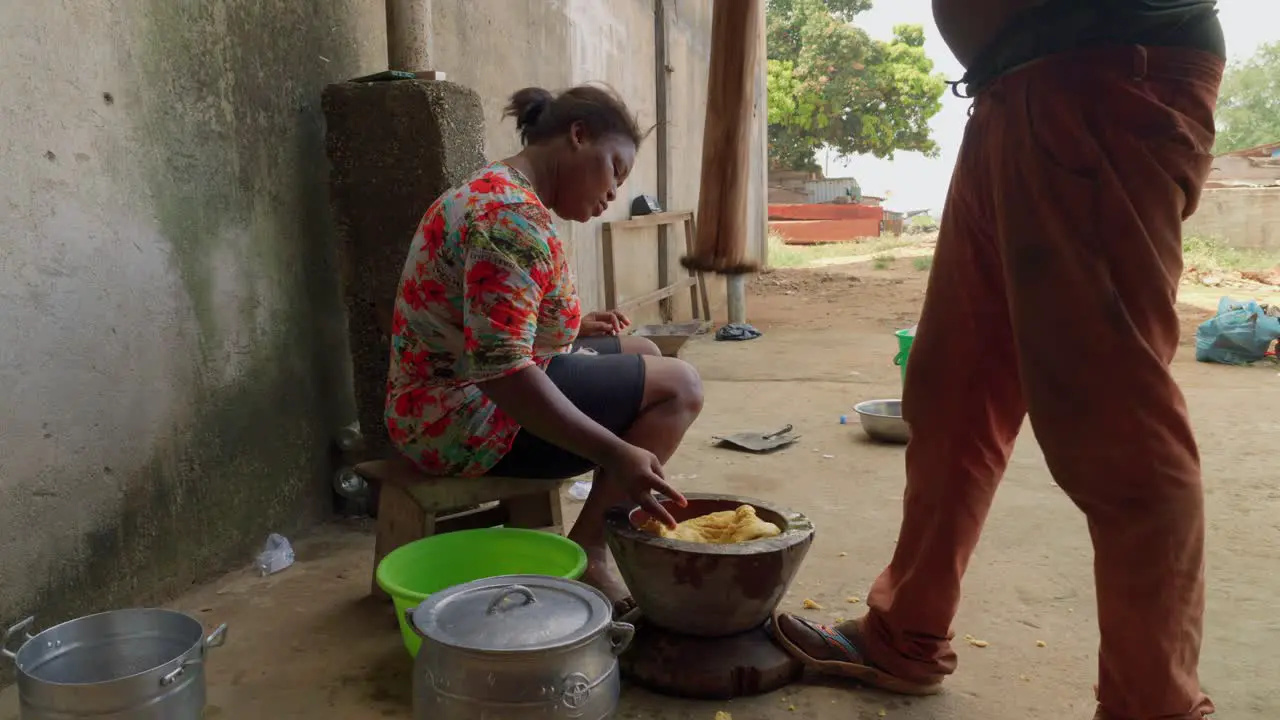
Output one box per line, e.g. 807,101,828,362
393,387,432,418
465,260,508,300
421,212,447,258
400,349,432,378
400,276,425,310
387,417,409,444
422,420,451,439
419,277,447,307
401,275,448,311
488,298,529,334
391,307,408,336
527,262,551,288
469,175,510,195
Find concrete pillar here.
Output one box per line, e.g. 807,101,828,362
322,80,484,456
386,0,433,71
727,275,747,324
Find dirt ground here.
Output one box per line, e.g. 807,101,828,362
4,260,1278,719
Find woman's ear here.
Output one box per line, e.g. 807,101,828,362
569,120,587,150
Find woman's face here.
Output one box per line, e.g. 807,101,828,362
553,125,636,223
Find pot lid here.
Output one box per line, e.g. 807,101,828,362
409,575,612,653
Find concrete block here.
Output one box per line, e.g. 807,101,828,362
323,80,486,456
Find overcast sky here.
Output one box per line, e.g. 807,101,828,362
828,1,1275,213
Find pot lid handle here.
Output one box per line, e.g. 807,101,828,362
486,585,537,616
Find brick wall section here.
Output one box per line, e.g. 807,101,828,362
1185,187,1280,251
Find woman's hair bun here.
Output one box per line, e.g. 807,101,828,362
503,83,644,149
504,87,555,143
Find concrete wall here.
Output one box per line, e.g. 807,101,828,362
1186,187,1280,251
0,0,764,656
0,0,387,654
1207,155,1280,186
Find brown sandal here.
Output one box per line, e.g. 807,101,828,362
770,614,943,696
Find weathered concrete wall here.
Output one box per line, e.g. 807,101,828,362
0,0,387,661
1186,187,1280,251
0,0,764,661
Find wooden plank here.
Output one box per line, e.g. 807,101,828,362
354,458,565,513
685,216,712,320
602,224,618,311
434,504,509,534
655,0,673,322
600,210,706,318
606,211,693,232
502,489,566,535
371,482,435,599
617,277,698,314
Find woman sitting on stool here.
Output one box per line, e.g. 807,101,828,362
385,84,703,613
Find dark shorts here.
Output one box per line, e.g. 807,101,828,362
485,335,647,479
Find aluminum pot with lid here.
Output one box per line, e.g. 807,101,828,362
408,574,634,720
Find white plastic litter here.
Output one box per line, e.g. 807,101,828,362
568,481,592,501
255,533,295,576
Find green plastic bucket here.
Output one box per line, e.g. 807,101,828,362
893,327,915,384
375,527,588,657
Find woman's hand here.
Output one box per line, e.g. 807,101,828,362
600,442,687,528
582,310,631,337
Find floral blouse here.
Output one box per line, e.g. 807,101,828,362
385,162,582,475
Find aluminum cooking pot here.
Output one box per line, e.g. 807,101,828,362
2,609,228,720
408,574,634,720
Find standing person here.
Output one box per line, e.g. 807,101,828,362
386,84,703,613
772,2,1225,718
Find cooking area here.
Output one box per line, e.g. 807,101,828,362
608,494,814,700
3,272,1277,719
3,0,1274,717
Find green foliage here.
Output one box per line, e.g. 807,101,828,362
1215,42,1280,154
766,0,946,171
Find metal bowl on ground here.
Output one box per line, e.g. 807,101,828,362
854,398,911,444
604,493,814,638
631,321,703,357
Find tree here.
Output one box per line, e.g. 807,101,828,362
766,0,946,172
1215,42,1280,154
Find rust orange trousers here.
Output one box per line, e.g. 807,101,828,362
861,46,1224,720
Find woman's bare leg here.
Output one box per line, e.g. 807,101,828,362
568,355,704,603
617,335,662,357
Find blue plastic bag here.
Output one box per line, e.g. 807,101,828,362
1194,297,1280,365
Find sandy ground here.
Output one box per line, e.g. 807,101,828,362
4,261,1278,719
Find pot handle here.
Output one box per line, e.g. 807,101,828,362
158,623,228,688
607,621,635,656
486,585,537,615
2,616,35,662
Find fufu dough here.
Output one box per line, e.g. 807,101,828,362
640,504,782,544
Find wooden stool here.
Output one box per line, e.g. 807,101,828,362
354,456,567,598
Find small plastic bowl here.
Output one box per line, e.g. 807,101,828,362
375,527,587,657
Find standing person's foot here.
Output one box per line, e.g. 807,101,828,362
771,614,944,696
